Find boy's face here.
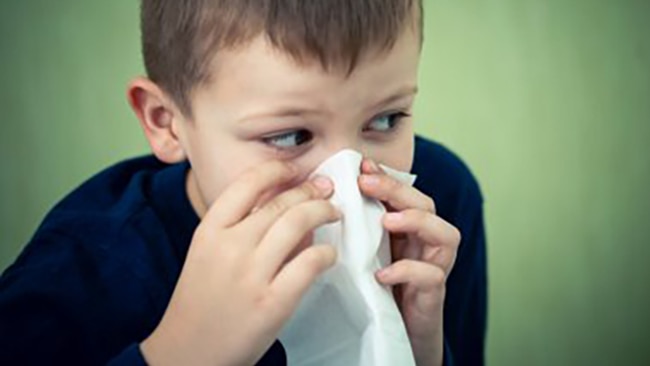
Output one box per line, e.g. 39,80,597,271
175,29,421,215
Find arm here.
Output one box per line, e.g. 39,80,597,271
0,231,92,364
2,161,340,366
0,230,157,365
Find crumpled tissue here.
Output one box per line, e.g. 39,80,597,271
279,149,417,366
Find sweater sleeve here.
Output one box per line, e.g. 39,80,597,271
107,344,148,366
0,229,160,365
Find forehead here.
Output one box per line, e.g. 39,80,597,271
196,0,423,76
192,29,421,115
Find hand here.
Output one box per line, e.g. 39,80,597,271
358,159,461,366
141,161,341,366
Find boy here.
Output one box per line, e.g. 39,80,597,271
0,1,486,365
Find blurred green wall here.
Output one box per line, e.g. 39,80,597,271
1,1,649,365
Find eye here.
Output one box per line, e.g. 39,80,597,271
364,111,411,133
262,129,313,149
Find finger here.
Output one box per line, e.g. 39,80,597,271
384,210,460,274
376,260,447,313
268,244,337,318
358,173,435,213
206,161,298,228
384,210,461,250
254,200,341,279
375,259,446,293
361,158,383,175
244,176,334,234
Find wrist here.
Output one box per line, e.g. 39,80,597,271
140,321,208,366
140,328,183,366
410,322,444,366
412,340,443,366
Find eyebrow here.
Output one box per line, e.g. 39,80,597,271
367,85,418,113
238,106,324,124
239,85,418,123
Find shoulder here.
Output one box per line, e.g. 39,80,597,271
6,155,177,283
37,155,168,235
42,155,167,223
412,135,483,224
0,156,180,362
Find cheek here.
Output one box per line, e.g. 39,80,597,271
190,142,266,206
366,132,415,173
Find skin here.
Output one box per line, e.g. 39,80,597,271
127,24,460,366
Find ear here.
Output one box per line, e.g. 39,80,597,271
127,77,187,163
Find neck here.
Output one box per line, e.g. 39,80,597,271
185,168,208,219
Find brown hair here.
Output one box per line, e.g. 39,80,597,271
141,0,423,117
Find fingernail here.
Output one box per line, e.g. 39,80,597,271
360,175,380,186
376,268,391,279
313,176,333,192
368,159,381,173
385,212,403,222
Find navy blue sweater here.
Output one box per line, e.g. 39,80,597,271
0,136,486,365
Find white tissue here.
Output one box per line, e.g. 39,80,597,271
279,149,417,366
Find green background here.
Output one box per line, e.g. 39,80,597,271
1,1,649,365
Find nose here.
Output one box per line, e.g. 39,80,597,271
297,141,362,179
324,136,368,157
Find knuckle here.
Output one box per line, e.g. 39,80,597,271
412,209,429,222
373,180,397,202
277,207,310,233
289,200,336,226
193,222,212,241
214,239,245,265
261,181,319,217
410,211,430,239
425,197,436,213
264,196,289,216
383,176,402,192
392,260,412,276
298,181,321,200
286,208,311,229
430,266,446,287
263,287,289,316
449,226,462,247
235,177,258,197
302,247,333,273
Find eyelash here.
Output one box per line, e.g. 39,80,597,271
261,111,411,151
